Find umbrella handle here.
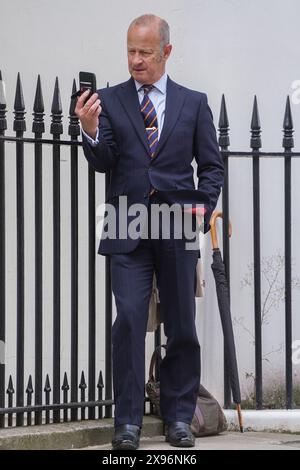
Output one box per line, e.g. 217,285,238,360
210,211,232,249
236,404,244,433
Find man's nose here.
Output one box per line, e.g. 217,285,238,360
132,53,143,64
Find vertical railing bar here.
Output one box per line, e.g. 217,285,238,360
104,172,113,419
97,371,104,419
218,94,231,407
14,73,26,426
15,129,25,426
79,371,87,421
285,155,292,408
44,374,51,424
251,96,263,409
87,164,97,420
50,77,63,423
0,70,7,428
70,146,79,422
26,375,33,426
62,372,69,422
33,75,45,425
69,80,80,421
103,82,113,419
52,122,61,423
283,96,294,409
7,376,14,427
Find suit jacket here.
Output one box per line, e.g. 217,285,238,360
82,76,224,255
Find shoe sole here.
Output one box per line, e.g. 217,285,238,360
112,440,139,450
165,437,195,448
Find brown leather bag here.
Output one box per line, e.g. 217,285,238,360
145,346,227,437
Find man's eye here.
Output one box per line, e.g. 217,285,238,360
128,50,152,57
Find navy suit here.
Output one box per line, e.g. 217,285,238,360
82,76,224,426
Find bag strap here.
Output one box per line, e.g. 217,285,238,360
148,344,166,381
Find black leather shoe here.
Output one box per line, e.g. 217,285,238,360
165,421,195,448
112,424,141,450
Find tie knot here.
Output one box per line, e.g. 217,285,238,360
141,84,153,95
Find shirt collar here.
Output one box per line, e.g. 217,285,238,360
134,72,168,95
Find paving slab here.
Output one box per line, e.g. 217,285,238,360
82,431,300,451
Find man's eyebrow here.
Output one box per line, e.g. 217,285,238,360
127,47,154,52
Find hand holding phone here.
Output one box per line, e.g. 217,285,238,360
71,71,97,102
74,71,101,139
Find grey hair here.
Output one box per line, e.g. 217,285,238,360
128,14,170,52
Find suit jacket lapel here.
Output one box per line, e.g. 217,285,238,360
116,77,150,154
153,77,186,159
116,76,186,158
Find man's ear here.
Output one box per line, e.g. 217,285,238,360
163,44,173,60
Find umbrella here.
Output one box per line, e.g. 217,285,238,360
210,211,243,433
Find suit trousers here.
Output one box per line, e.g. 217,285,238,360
110,192,200,427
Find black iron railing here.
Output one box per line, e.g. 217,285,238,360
0,71,299,428
0,72,116,427
219,94,298,409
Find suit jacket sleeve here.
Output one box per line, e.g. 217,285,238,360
193,93,224,232
81,94,119,173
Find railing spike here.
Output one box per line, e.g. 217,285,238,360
282,95,294,150
283,95,293,130
6,376,14,426
32,75,45,134
218,94,230,148
62,372,70,391
14,72,25,111
0,71,6,107
44,374,51,392
251,95,261,130
6,375,15,394
33,75,44,113
79,371,87,390
50,77,63,135
218,94,229,128
250,95,261,150
13,73,26,132
26,375,34,394
71,78,77,94
68,79,80,137
69,78,77,115
97,370,104,389
0,70,7,131
51,76,62,114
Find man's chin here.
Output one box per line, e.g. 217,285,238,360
132,70,147,80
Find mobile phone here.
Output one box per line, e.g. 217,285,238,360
71,71,97,101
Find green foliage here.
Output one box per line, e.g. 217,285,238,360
241,382,300,409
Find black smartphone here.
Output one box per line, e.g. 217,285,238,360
71,71,97,102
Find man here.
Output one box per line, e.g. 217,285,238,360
75,14,224,449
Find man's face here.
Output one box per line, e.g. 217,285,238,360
127,24,172,84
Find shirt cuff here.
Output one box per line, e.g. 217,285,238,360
82,128,99,146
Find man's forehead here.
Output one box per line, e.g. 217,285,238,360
128,25,160,42
127,43,156,50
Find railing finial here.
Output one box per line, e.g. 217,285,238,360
250,95,261,150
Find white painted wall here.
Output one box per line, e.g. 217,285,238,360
1,0,300,409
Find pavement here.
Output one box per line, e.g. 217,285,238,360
1,414,300,451
81,431,300,451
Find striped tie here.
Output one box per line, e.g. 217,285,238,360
140,85,158,158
